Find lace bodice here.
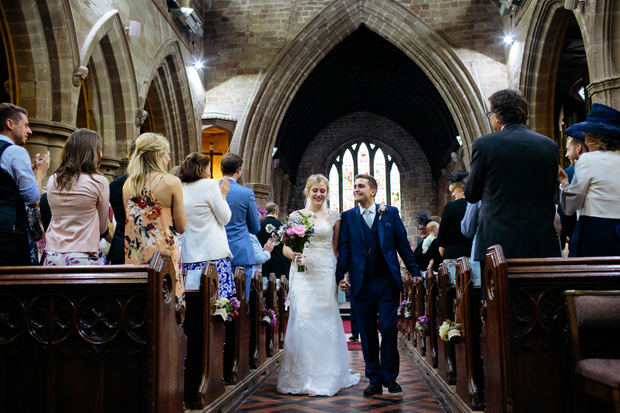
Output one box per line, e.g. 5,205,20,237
296,209,340,251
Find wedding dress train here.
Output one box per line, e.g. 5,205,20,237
276,209,360,396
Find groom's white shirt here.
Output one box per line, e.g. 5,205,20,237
358,202,377,225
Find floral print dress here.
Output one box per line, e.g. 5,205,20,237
125,174,185,309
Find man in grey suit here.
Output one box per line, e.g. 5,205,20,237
221,153,261,299
465,89,561,291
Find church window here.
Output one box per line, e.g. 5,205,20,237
328,141,401,212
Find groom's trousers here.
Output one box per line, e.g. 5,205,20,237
355,274,400,384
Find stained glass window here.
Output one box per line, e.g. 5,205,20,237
358,143,370,175
329,164,340,212
374,148,387,205
342,150,355,211
390,163,401,210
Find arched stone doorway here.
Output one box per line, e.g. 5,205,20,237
234,0,490,199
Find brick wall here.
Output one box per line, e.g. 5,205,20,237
295,111,439,242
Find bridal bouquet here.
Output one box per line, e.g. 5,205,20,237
266,211,316,272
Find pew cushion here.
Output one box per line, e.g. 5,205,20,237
575,359,620,388
575,296,620,329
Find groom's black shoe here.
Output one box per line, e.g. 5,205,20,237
348,333,359,342
363,383,383,396
383,380,403,393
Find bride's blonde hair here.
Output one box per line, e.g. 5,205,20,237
126,133,170,198
303,174,329,197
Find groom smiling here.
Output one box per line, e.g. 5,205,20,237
336,174,421,395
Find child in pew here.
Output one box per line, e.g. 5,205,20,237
250,232,274,300
422,221,439,254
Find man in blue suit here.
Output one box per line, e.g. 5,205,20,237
336,174,421,396
220,153,261,299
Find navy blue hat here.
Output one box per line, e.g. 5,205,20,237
565,103,620,139
564,127,586,141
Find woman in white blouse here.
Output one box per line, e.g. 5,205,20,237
179,153,234,297
560,103,620,257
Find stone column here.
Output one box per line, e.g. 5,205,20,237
587,77,620,109
24,120,75,185
100,156,122,181
245,182,271,208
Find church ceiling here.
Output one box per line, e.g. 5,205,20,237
275,25,459,181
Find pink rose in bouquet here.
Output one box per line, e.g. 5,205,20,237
293,225,306,236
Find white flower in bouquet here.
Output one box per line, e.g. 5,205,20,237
439,321,451,342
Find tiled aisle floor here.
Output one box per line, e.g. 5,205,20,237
235,345,449,412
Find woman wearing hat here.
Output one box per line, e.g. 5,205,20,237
560,103,620,257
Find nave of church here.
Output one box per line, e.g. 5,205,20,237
1,0,620,412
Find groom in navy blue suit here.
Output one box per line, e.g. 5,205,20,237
336,174,421,395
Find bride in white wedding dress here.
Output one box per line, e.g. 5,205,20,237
277,174,360,396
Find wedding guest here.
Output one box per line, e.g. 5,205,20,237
413,212,431,264
0,103,50,266
123,133,186,311
465,89,561,279
560,103,620,257
44,129,109,265
250,232,274,295
422,221,439,254
257,203,291,280
179,152,235,298
107,141,136,265
437,170,473,276
221,153,261,298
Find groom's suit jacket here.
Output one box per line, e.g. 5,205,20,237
336,204,421,298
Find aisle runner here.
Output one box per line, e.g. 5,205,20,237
343,320,362,351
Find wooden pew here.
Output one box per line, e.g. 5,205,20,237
265,273,279,357
482,245,620,413
184,262,225,409
406,273,416,348
454,257,484,410
249,270,266,369
425,268,438,369
415,277,426,356
437,262,457,384
400,271,410,336
224,267,250,385
278,275,289,349
0,253,186,413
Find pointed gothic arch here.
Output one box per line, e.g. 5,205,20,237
234,0,490,186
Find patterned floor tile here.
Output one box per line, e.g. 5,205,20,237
235,344,449,412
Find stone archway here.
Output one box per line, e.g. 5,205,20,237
234,0,490,189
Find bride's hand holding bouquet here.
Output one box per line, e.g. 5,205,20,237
267,211,316,272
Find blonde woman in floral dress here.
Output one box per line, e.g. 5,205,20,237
123,133,187,311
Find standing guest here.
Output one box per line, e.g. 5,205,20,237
123,133,186,311
0,103,50,266
179,152,234,298
560,103,620,257
422,221,439,254
257,203,291,280
44,129,109,265
250,232,274,293
465,89,561,284
107,141,136,265
220,153,261,298
557,129,588,257
413,212,431,265
437,170,473,278
461,200,482,287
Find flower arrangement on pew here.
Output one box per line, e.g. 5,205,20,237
215,297,240,322
398,300,412,319
439,319,462,344
266,211,316,272
262,308,278,327
415,315,429,338
284,296,290,310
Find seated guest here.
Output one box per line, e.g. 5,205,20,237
560,103,620,257
438,170,473,276
179,152,235,298
257,203,291,280
0,103,50,266
44,129,109,265
123,133,186,311
107,141,136,265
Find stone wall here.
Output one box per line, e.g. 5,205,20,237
295,112,438,242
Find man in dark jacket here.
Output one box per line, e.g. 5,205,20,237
257,203,290,279
465,89,561,278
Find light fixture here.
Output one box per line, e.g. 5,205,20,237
173,7,204,37
504,35,514,45
193,60,204,70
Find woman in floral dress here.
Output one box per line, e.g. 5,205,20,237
123,133,187,311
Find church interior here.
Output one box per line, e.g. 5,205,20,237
1,0,620,412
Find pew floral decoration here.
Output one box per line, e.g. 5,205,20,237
398,300,412,319
415,316,429,338
215,297,240,322
439,319,462,344
266,211,316,272
284,296,290,310
262,308,277,327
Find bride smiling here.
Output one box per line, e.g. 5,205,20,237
276,174,360,396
